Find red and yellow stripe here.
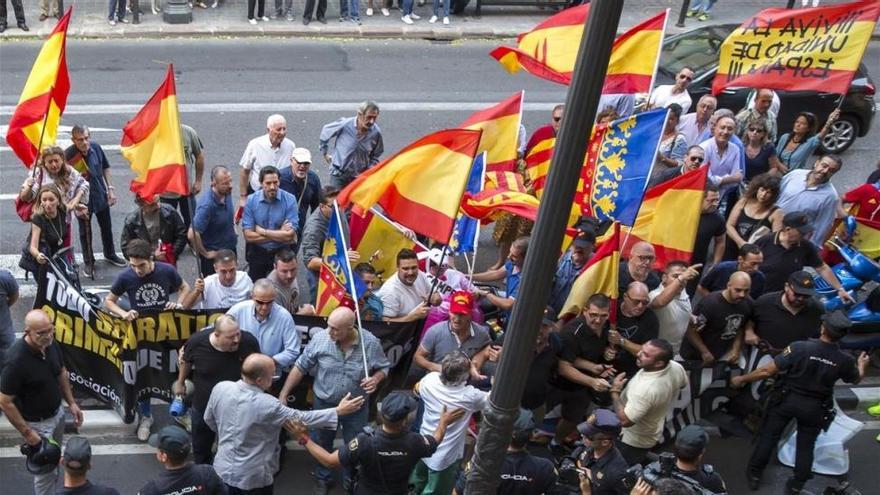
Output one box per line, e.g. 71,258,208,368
460,188,541,224
460,92,524,188
121,65,188,200
5,8,72,167
714,0,880,95
559,223,620,319
338,129,482,243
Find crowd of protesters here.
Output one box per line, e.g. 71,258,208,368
0,84,877,495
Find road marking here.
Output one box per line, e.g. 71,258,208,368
0,101,559,116
0,439,343,458
0,144,121,153
852,386,880,404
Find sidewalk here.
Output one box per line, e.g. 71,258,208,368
3,0,875,40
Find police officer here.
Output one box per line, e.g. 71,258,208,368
650,425,726,493
732,311,870,494
572,409,628,495
286,391,464,495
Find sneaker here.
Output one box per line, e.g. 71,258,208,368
261,15,270,21
118,17,129,23
82,263,94,279
698,13,709,21
867,402,880,416
211,0,218,7
366,7,373,15
174,413,192,432
104,254,127,267
428,15,437,23
417,0,425,5
381,7,389,15
401,14,413,24
302,17,311,24
317,16,326,23
108,18,117,25
248,18,257,24
339,15,348,21
410,12,420,19
442,16,448,24
137,415,154,442
286,13,294,21
351,16,361,24
686,9,697,17
40,14,49,21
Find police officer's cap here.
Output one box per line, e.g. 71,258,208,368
577,409,621,438
674,425,709,453
821,310,852,337
380,391,419,422
63,436,92,471
148,425,191,457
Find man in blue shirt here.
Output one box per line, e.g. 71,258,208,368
191,166,237,276
319,101,384,189
548,234,594,316
698,243,766,299
473,236,529,318
65,125,126,277
278,148,322,252
242,166,299,280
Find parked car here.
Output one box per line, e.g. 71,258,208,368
655,24,875,154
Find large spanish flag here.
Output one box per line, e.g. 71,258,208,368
5,8,72,167
622,166,709,268
524,126,556,199
121,65,188,200
559,223,621,319
349,207,428,285
490,7,667,92
337,129,482,243
713,0,880,95
459,92,524,188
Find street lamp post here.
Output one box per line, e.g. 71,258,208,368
463,0,624,493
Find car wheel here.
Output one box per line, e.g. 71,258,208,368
820,115,859,154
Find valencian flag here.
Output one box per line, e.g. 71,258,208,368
559,223,621,319
5,8,72,167
349,207,427,286
713,0,880,95
622,166,709,268
450,153,487,254
459,92,525,191
121,65,188,200
317,206,367,316
491,7,667,90
337,128,482,243
460,188,541,224
577,109,667,226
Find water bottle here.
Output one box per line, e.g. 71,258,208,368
169,395,186,417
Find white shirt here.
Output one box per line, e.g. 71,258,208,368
621,361,688,448
677,113,710,147
200,271,254,309
239,134,296,192
649,285,692,354
377,271,432,318
417,371,489,471
649,85,693,114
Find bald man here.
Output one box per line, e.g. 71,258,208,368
681,271,754,366
619,242,661,294
0,309,83,495
610,282,660,378
205,353,364,494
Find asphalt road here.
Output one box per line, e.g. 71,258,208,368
0,39,879,494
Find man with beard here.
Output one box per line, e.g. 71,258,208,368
678,95,717,147
414,291,491,380
609,282,660,378
184,250,253,310
175,315,260,464
267,249,302,315
279,147,322,251
239,114,296,204
377,248,440,322
686,185,727,296
744,271,824,351
776,155,844,245
191,166,238,276
524,104,563,156
648,145,706,187
681,272,753,366
609,339,687,466
618,242,661,294
650,261,701,354
473,236,529,317
320,101,384,189
649,66,695,113
698,243,765,299
242,166,299,280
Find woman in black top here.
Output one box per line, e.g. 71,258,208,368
743,118,784,180
724,173,784,260
22,185,69,275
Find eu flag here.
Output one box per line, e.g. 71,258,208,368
586,108,667,226
450,152,486,254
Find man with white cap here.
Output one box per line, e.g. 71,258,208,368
279,147,322,252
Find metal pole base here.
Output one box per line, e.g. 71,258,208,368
465,401,519,495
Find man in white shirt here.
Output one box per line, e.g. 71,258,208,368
608,339,688,466
184,250,254,310
649,261,701,354
649,67,695,114
238,114,296,209
377,248,440,322
411,351,489,495
677,95,717,147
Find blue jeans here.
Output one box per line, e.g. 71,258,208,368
401,0,413,15
311,396,369,484
432,0,447,17
690,0,716,13
108,0,126,19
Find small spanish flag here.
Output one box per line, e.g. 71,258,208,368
559,223,621,320
121,65,188,200
459,92,524,189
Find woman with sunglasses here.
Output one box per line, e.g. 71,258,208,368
743,118,785,180
653,103,688,180
723,173,784,260
776,109,840,173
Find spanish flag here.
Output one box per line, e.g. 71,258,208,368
5,8,72,167
121,65,188,200
559,223,620,320
622,166,709,268
459,92,525,190
490,7,667,91
713,1,880,96
524,126,556,199
460,187,541,224
349,207,427,285
337,128,482,243
825,216,880,261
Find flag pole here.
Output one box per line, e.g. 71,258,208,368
645,9,670,108
333,200,370,379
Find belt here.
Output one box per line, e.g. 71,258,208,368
23,409,60,423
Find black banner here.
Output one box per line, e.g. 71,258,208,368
35,270,423,423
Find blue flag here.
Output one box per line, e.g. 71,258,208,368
450,152,486,254
326,205,367,300
588,108,667,226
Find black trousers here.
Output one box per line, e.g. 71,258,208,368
247,0,266,19
191,407,216,465
748,392,826,485
302,0,326,20
228,484,273,495
159,195,194,230
246,243,287,281
0,0,25,23
78,207,116,264
619,441,653,467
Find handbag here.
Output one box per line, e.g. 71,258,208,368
14,168,43,222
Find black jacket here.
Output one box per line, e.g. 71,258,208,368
121,204,187,259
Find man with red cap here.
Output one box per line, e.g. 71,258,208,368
413,291,492,381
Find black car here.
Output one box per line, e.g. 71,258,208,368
655,24,876,154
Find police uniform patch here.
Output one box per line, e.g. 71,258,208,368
596,471,603,480
349,438,359,451
783,346,792,356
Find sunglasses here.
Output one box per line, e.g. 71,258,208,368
689,156,705,163
747,128,765,133
552,116,562,122
678,74,693,81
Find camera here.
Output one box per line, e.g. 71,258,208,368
622,452,717,495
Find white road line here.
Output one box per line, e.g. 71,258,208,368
0,252,124,287
852,386,880,404
0,101,559,115
0,144,121,153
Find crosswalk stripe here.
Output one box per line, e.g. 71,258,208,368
0,252,125,281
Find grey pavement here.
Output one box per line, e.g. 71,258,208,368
2,0,877,40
